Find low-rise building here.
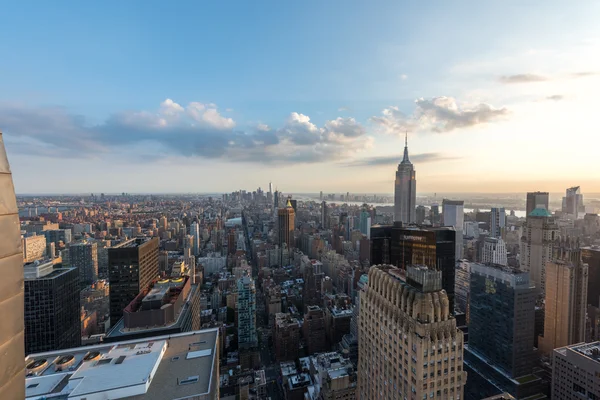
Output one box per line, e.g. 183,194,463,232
105,276,201,342
552,341,600,399
25,329,220,399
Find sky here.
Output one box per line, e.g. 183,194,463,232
1,1,599,195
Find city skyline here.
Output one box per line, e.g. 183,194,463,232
2,1,600,194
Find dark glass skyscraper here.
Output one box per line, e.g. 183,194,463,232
24,262,80,354
468,263,536,378
582,246,600,308
370,224,456,311
108,237,159,327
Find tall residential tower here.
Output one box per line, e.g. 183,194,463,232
539,238,588,355
394,134,416,224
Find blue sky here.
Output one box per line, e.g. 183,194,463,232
1,1,599,194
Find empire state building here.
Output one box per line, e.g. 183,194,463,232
394,134,416,224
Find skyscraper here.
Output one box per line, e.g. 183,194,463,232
442,199,465,260
358,265,466,399
237,274,258,349
370,225,457,311
526,191,549,216
490,207,506,238
0,131,25,398
24,260,80,354
562,186,584,219
539,238,588,356
190,221,200,256
520,207,558,294
320,201,328,229
468,263,536,379
278,199,295,248
394,133,416,224
108,237,159,327
359,206,371,238
69,240,99,285
415,205,426,224
159,215,167,230
582,246,600,308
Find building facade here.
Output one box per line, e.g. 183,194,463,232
468,263,536,379
490,207,506,238
278,199,296,248
582,246,600,308
539,238,588,355
275,313,301,362
394,135,417,224
22,234,47,263
552,342,600,399
303,306,327,355
442,199,464,260
562,186,584,219
69,240,99,285
43,228,72,246
526,191,549,216
0,132,25,398
24,261,80,354
481,237,508,266
358,265,466,399
237,274,258,349
108,237,159,327
370,225,457,312
519,207,558,295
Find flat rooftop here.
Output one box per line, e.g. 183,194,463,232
25,328,218,400
556,341,600,364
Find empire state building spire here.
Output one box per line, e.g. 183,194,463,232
394,132,417,224
401,131,411,164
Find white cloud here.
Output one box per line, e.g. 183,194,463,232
370,96,509,134
0,101,373,165
400,74,408,80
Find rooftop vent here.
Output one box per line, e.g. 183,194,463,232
179,375,199,385
55,355,76,371
26,359,48,373
96,358,113,366
83,351,101,361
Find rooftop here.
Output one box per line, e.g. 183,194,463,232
25,329,219,400
528,207,552,218
558,341,600,363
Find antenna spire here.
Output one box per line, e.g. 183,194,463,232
401,131,410,163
